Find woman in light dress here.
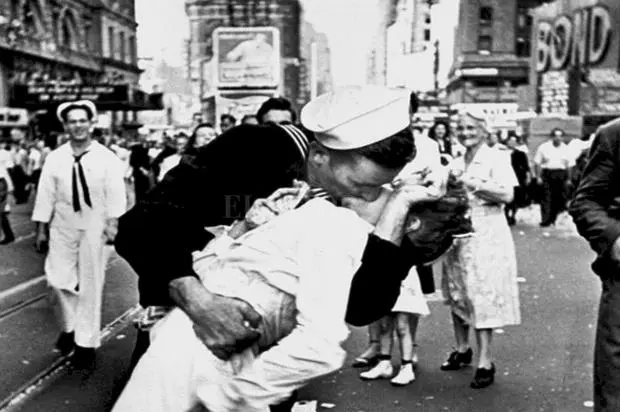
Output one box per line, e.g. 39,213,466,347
440,112,521,389
358,266,429,386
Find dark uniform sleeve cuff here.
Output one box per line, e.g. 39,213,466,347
345,235,413,326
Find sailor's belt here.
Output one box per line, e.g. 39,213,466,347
134,305,174,331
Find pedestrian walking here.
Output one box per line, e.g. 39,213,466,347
505,135,532,225
570,117,620,412
439,111,521,389
220,114,237,133
0,162,15,244
28,139,47,191
8,140,29,204
31,100,127,369
428,120,453,159
256,97,297,125
158,134,188,182
533,128,573,227
184,123,217,158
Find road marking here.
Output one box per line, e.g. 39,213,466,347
0,276,46,303
0,269,18,278
0,304,142,412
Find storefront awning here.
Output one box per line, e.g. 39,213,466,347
9,83,164,111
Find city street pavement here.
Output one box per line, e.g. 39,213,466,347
0,204,603,412
300,208,599,412
0,197,140,412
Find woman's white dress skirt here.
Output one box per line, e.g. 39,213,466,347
441,204,521,329
392,266,430,316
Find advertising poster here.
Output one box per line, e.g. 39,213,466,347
213,27,280,89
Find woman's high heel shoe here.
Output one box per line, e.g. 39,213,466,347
352,341,380,368
440,348,473,371
470,363,495,389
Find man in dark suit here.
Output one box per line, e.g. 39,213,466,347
570,118,620,412
128,138,152,204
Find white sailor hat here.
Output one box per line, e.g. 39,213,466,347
300,85,412,150
56,100,98,123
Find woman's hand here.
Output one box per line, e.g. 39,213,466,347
244,182,309,230
389,177,442,210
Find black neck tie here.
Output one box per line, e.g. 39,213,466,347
72,152,92,212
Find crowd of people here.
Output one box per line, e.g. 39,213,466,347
0,87,612,412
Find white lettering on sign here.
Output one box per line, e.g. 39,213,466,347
536,5,612,73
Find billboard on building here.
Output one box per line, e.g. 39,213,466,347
532,0,620,116
213,27,281,89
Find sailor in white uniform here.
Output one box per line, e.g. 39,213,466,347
32,100,127,368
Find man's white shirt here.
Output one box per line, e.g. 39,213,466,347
32,141,127,229
534,140,573,170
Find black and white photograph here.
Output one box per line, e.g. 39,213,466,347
0,0,618,411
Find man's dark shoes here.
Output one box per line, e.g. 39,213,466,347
71,346,96,370
440,348,473,371
0,235,15,245
55,331,75,355
470,363,495,389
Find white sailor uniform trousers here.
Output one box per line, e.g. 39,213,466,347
32,142,126,348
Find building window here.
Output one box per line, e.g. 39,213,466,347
108,26,114,58
61,18,72,48
129,35,136,64
119,31,126,61
424,13,431,24
59,12,79,50
478,35,492,53
515,7,533,57
424,28,431,42
22,0,43,35
515,36,530,57
479,6,493,27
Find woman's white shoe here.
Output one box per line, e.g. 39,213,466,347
390,364,416,386
359,360,393,380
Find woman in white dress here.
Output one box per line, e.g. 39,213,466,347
440,112,521,389
358,266,429,386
